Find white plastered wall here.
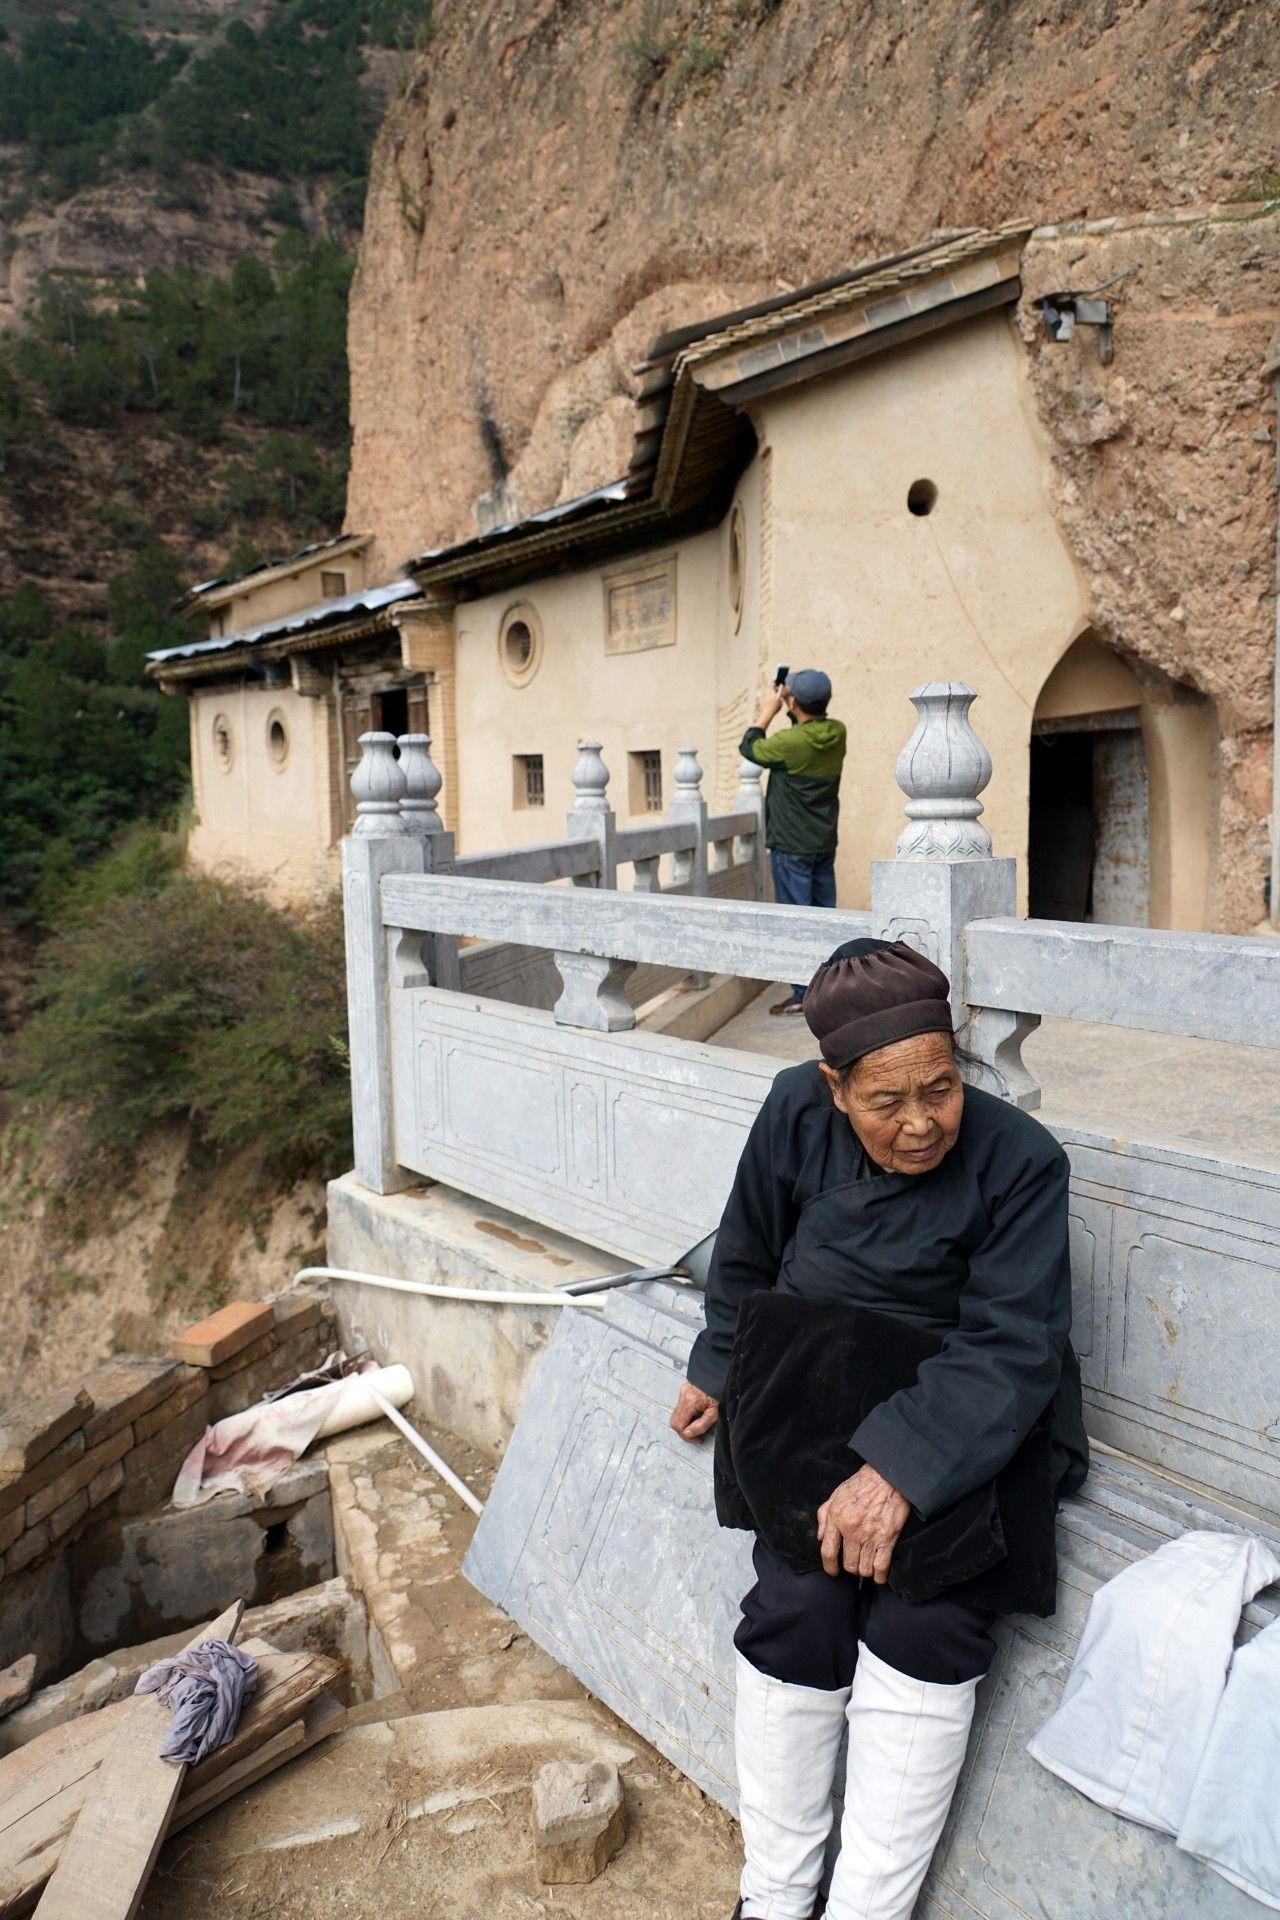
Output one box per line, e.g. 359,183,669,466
452,529,727,854
186,680,340,904
753,309,1091,911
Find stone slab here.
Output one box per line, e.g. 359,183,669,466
70,1457,335,1654
0,1386,92,1480
78,1358,187,1448
464,1280,1280,1918
25,1426,134,1526
172,1300,275,1368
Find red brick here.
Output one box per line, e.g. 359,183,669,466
172,1301,275,1369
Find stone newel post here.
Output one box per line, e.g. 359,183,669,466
734,758,767,902
397,732,459,992
566,741,617,889
670,748,709,896
871,684,1041,1108
342,732,426,1192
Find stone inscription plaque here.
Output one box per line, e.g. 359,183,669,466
603,557,676,655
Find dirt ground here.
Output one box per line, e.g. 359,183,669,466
0,1117,328,1377
138,1423,743,1919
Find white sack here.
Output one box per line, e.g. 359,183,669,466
1027,1530,1280,1834
1177,1615,1280,1910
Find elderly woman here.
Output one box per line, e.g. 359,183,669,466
669,939,1087,1920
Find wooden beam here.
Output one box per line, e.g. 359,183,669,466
33,1602,243,1920
0,1636,342,1920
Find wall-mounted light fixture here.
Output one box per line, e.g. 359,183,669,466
1031,266,1139,367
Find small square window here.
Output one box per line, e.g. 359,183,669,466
320,569,347,598
514,753,545,809
628,749,662,814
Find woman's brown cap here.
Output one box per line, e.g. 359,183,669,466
802,937,953,1070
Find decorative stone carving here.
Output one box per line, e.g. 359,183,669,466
959,1007,1042,1111
567,741,616,888
570,741,611,814
734,758,767,895
670,747,707,900
351,732,409,837
398,733,444,834
894,682,993,860
553,952,637,1032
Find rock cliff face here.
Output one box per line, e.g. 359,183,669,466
346,0,1278,928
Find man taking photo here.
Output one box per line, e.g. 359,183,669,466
740,667,847,1015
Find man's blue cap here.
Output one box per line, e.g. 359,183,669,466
786,668,832,712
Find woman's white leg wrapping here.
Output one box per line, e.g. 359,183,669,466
735,1650,850,1919
825,1642,978,1920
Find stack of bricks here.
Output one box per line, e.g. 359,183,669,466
0,1287,335,1582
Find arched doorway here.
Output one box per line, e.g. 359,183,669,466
1029,634,1150,925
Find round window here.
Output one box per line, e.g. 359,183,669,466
212,713,233,772
498,604,543,687
907,478,938,517
727,503,745,630
266,710,289,768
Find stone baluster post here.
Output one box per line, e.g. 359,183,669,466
342,732,426,1191
734,757,767,902
670,747,710,985
669,747,708,896
871,683,1041,1109
565,741,617,889
397,732,459,991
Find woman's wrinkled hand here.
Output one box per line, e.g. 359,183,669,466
670,1382,719,1443
816,1466,910,1581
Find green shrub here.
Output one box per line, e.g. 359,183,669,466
7,855,351,1182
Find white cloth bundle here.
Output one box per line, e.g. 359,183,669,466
1029,1529,1280,1908
1177,1617,1280,1910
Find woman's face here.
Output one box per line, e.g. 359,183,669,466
820,1032,964,1176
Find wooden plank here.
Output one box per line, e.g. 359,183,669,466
33,1600,244,1920
0,1635,341,1920
170,1692,346,1832
171,1301,274,1369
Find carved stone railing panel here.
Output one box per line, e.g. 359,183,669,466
381,875,873,985
465,1278,1280,1916
964,917,1280,1052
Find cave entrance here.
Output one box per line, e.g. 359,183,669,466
1028,711,1150,926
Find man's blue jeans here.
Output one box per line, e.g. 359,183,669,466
770,849,837,1000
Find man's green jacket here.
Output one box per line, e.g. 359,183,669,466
740,716,847,853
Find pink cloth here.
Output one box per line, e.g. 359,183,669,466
172,1354,374,1507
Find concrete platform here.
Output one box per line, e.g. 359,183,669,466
325,1174,629,1459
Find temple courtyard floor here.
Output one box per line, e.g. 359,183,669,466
710,990,1280,1170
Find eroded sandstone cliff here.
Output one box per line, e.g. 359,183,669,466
346,0,1278,927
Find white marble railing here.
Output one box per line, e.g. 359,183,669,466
342,683,1279,1205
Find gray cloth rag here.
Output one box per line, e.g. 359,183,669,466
135,1637,259,1767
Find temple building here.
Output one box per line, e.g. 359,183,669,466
151,224,1253,930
